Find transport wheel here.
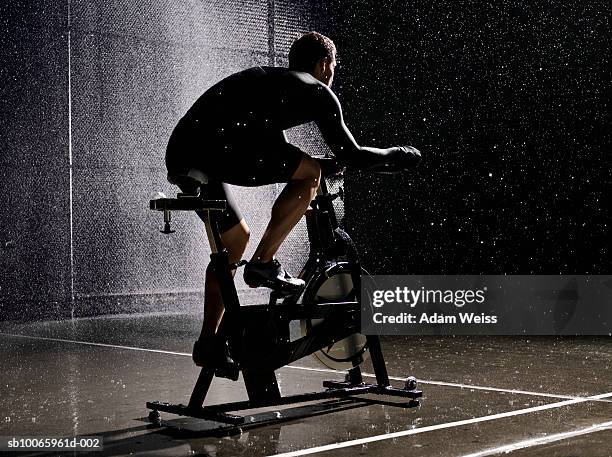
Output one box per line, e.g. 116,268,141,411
404,376,418,391
148,410,161,425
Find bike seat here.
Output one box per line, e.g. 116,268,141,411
167,169,209,190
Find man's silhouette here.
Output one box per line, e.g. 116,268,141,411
165,32,420,368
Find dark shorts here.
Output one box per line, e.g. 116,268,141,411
165,121,305,233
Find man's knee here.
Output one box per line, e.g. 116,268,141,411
291,154,321,186
240,225,251,248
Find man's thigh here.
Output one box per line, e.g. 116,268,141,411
176,180,243,234
211,135,306,187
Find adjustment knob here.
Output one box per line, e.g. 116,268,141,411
161,222,175,234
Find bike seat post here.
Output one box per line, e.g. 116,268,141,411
203,208,223,255
196,190,243,363
164,169,242,357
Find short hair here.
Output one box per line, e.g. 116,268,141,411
288,32,336,73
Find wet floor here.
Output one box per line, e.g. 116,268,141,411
0,314,610,456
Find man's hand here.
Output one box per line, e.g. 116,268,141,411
364,145,422,174
392,145,422,168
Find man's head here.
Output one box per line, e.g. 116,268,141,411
288,32,337,87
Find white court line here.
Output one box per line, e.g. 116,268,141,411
461,420,612,457
1,332,608,404
0,332,188,357
265,392,612,457
3,332,612,456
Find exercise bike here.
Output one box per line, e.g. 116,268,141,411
147,155,422,436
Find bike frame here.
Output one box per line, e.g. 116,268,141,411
146,159,421,435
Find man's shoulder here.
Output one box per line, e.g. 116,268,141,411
227,66,332,94
282,70,338,103
260,67,326,89
223,66,308,86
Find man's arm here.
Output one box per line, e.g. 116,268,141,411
314,86,409,168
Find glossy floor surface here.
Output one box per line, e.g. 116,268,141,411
0,314,610,456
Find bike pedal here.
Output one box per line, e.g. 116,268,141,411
258,279,299,296
274,286,304,297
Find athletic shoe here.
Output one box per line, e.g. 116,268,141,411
192,336,239,380
244,258,305,295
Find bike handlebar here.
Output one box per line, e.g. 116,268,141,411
315,157,346,177
315,155,417,177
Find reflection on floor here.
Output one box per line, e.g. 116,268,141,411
0,314,611,456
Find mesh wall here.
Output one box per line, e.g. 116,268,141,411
68,0,326,313
0,2,72,319
0,0,330,318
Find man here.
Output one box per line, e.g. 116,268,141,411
166,32,421,369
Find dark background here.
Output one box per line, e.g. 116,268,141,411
334,1,610,275
0,1,609,320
